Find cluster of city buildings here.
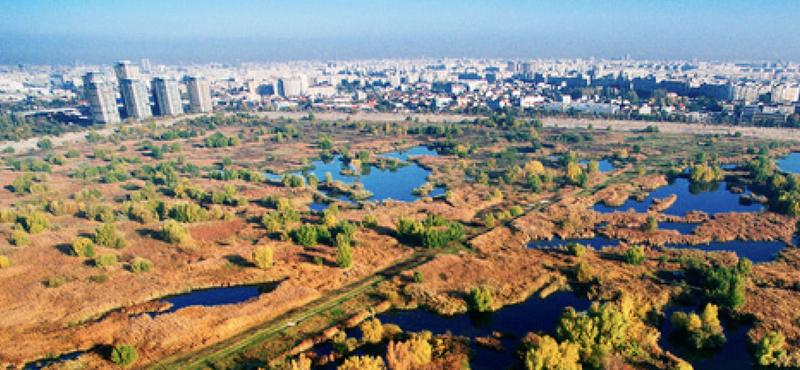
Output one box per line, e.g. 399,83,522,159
1,58,800,125
81,61,212,124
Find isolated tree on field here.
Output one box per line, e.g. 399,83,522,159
252,246,273,270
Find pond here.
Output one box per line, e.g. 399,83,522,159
777,153,800,174
528,236,620,249
315,291,591,370
378,146,439,161
663,240,790,264
593,178,763,216
374,291,593,370
291,148,443,203
160,285,262,313
579,159,616,173
659,306,753,369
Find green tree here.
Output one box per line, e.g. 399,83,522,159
625,246,646,265
95,254,117,268
9,228,29,246
755,331,787,366
360,318,383,344
130,257,152,273
568,243,586,257
336,235,353,268
110,344,138,366
524,334,581,370
252,246,273,270
575,261,595,283
95,223,125,248
644,215,658,232
469,286,494,312
413,271,424,283
71,237,96,258
292,225,318,247
21,212,49,234
362,213,378,228
587,160,599,174
161,220,188,244
37,138,53,150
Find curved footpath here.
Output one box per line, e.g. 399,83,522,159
3,111,800,153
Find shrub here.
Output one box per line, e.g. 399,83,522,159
524,334,581,370
170,203,209,223
575,261,594,283
0,209,18,223
252,246,273,270
671,304,726,350
336,235,353,268
0,255,10,268
95,254,117,268
567,243,586,257
362,213,378,228
71,237,96,258
509,206,523,217
625,246,646,265
413,271,424,283
338,356,385,370
468,286,493,312
110,344,138,366
291,225,318,247
360,318,383,344
21,212,49,234
47,200,79,216
644,215,658,232
9,229,29,246
406,335,432,366
47,275,67,288
94,224,125,248
755,331,787,366
130,257,152,273
161,220,188,244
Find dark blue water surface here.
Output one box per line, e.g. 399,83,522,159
376,291,592,370
593,178,763,216
25,351,85,370
528,236,621,249
162,285,261,313
659,223,699,234
777,153,800,174
659,306,753,369
378,146,439,161
663,241,788,263
291,148,440,203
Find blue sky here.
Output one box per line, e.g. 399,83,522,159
1,0,799,64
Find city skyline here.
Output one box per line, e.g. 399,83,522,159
2,0,800,64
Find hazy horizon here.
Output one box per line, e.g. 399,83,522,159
2,0,800,65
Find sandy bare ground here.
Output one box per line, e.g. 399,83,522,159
0,114,201,153
4,110,799,153
258,111,800,141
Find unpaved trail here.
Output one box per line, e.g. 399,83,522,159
3,111,798,153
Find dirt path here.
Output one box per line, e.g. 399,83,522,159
258,111,800,141
4,111,798,153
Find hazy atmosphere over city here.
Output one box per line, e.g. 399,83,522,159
2,0,800,64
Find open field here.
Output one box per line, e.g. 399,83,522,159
0,112,799,369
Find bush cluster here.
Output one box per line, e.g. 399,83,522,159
396,215,464,249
